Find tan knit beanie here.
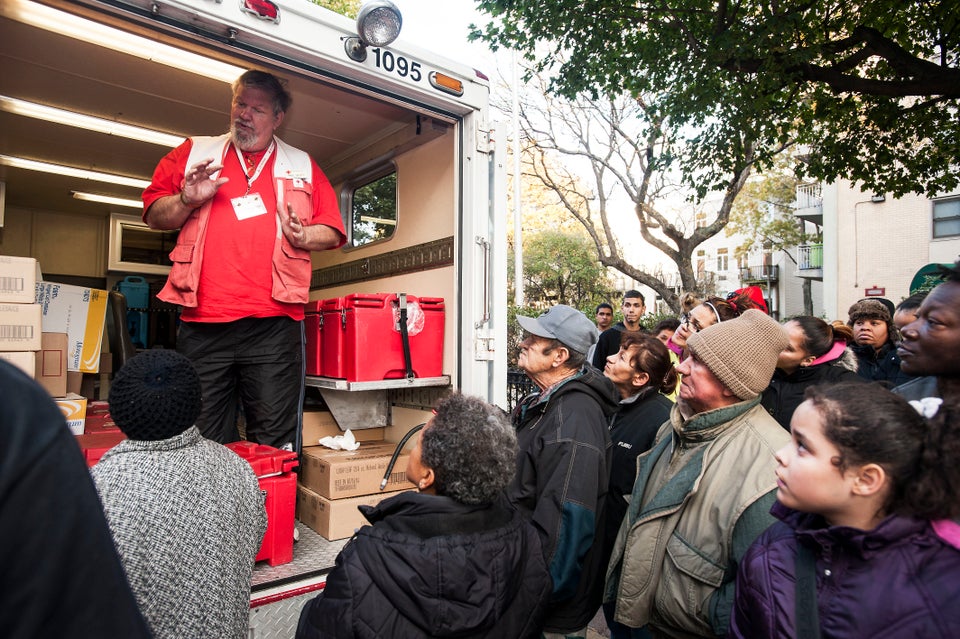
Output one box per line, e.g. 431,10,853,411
685,309,788,400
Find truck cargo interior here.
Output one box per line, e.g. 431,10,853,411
0,0,455,286
1,2,506,633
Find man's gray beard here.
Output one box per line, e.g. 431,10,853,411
231,125,257,152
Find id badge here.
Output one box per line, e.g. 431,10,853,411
231,193,268,220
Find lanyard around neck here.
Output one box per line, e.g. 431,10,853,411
234,140,275,194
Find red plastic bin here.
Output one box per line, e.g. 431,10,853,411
304,300,323,376
341,293,445,382
76,431,127,467
320,297,346,378
225,441,299,567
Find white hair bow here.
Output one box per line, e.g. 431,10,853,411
909,397,943,419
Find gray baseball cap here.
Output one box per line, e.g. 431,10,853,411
517,304,598,355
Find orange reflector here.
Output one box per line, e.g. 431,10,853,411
429,72,464,96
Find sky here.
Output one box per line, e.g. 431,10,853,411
388,0,500,78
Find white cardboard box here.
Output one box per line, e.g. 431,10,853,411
0,350,37,377
0,256,38,304
35,282,108,373
0,303,42,351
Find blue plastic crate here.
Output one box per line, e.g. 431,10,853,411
116,276,149,309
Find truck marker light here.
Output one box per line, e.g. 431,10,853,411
429,72,464,97
241,0,280,23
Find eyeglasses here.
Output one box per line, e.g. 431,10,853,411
678,313,705,333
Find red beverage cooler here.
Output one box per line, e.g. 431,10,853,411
304,300,323,376
340,293,445,381
225,441,299,567
320,297,346,378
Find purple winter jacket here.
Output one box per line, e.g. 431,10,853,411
730,502,960,638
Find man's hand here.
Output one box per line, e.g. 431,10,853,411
279,204,342,251
180,158,227,207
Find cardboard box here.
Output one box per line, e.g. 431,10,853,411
301,410,385,448
296,485,412,541
299,441,415,499
0,255,38,303
55,393,88,435
35,282,108,373
35,332,67,397
0,350,36,377
0,303,42,351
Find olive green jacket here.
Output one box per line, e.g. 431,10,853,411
605,399,790,638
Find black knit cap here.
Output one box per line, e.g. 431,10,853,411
108,349,202,441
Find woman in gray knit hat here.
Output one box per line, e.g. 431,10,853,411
92,349,267,639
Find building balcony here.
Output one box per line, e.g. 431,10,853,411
796,243,824,280
794,183,823,225
739,264,779,284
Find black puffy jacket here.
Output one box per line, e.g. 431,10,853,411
761,348,862,429
296,492,551,639
852,341,913,387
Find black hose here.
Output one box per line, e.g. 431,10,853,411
380,422,425,490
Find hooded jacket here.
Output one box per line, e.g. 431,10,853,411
295,492,551,639
509,364,620,632
730,502,960,638
761,347,862,429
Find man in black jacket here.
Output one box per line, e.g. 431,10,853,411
592,290,646,369
511,304,620,637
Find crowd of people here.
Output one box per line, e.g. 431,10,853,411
3,261,958,638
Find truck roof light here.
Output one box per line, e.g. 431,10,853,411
356,0,402,47
429,72,464,97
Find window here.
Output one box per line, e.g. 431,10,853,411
345,164,397,248
108,213,178,275
933,197,960,238
717,248,729,272
695,211,707,229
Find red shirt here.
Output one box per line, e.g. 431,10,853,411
143,138,344,322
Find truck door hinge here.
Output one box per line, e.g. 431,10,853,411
476,122,494,154
475,330,496,361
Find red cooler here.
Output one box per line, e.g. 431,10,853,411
341,293,445,381
225,441,299,567
304,300,323,376
320,297,346,378
76,431,127,467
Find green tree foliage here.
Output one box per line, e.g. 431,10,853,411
517,228,614,309
473,1,960,197
308,0,360,18
727,162,807,262
506,228,615,365
726,160,819,313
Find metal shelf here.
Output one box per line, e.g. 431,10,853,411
303,376,451,428
304,375,450,391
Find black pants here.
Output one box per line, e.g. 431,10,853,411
177,316,304,449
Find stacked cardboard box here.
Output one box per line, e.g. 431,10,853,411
1,256,109,434
296,410,415,540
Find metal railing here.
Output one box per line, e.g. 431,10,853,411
507,368,537,412
739,264,780,282
797,243,824,269
794,183,822,209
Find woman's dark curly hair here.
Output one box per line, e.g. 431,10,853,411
421,393,518,505
804,382,960,519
